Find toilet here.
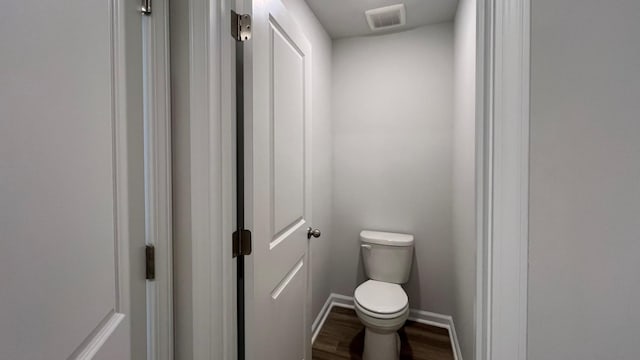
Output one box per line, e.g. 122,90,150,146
354,230,414,360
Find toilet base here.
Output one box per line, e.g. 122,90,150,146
362,328,401,360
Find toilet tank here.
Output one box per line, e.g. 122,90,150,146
360,230,414,284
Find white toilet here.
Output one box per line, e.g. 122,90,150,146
354,230,414,360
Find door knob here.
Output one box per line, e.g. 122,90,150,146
307,227,321,239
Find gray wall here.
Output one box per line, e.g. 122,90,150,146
331,24,455,314
281,0,334,321
529,0,640,359
452,0,476,358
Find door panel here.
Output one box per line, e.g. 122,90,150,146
272,21,305,235
248,0,313,359
267,258,306,360
0,1,145,359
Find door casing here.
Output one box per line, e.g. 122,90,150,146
142,0,174,358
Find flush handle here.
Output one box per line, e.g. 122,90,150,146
307,227,321,239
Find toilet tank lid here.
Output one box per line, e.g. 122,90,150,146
360,230,414,246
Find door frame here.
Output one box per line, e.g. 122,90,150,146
177,0,531,359
142,0,174,358
475,0,530,359
170,0,236,359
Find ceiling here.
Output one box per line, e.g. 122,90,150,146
304,0,459,39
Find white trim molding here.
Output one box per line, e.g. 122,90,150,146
312,294,463,360
311,293,353,344
170,0,235,358
142,0,173,358
476,0,530,360
188,0,228,357
408,308,463,360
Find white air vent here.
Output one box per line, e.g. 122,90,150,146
365,4,406,32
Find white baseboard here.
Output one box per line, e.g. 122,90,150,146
311,295,333,343
311,293,463,360
311,294,354,344
408,308,463,360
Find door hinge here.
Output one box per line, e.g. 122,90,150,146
141,0,152,15
233,229,252,257
145,245,155,280
231,11,252,41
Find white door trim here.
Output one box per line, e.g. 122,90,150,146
142,0,173,358
188,0,229,357
170,0,235,358
476,1,530,360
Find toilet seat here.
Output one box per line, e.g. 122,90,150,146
354,280,409,319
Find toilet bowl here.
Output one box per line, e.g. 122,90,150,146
354,231,414,360
355,280,409,360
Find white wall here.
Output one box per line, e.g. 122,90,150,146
331,23,455,315
280,0,334,321
452,0,476,358
529,0,640,358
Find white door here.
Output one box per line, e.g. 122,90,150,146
246,0,314,359
0,1,146,359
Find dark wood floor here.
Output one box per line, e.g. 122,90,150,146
313,307,454,360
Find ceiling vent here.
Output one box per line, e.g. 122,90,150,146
365,4,406,32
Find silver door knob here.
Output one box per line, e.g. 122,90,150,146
307,227,321,239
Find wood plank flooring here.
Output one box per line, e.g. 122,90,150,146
312,307,454,360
